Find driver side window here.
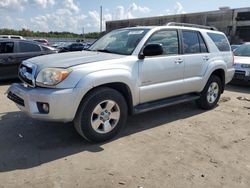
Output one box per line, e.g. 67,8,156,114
146,30,179,55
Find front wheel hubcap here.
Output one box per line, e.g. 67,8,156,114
91,100,120,134
207,82,219,104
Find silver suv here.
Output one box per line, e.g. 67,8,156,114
7,23,235,142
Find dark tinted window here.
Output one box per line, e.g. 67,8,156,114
146,30,179,55
19,42,41,52
207,33,230,52
182,31,200,54
0,42,14,53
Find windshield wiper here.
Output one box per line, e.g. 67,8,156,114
96,49,113,53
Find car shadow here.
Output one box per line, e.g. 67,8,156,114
0,79,20,86
0,101,205,172
225,83,250,94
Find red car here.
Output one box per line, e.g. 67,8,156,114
33,39,50,46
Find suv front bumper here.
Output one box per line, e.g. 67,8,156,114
6,83,79,122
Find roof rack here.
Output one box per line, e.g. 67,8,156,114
166,22,218,31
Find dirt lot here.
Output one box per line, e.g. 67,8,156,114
0,81,249,188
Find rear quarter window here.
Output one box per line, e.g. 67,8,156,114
207,32,230,52
19,42,41,53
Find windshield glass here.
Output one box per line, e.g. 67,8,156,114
234,44,250,57
89,28,149,55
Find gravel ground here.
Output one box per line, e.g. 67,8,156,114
0,81,250,188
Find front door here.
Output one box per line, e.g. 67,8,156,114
139,29,184,103
0,41,19,79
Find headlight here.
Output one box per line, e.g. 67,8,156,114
36,68,72,86
241,64,250,68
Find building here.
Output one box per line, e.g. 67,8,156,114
106,7,250,44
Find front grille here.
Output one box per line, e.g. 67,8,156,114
7,91,25,106
234,70,246,80
18,61,37,87
235,70,246,75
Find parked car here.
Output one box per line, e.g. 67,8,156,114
83,42,93,50
233,43,250,82
58,42,86,52
33,39,49,46
231,44,241,51
7,23,234,142
0,35,24,39
0,39,57,80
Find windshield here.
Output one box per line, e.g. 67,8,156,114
234,44,250,57
89,28,149,55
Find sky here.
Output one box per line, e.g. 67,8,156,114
0,0,250,33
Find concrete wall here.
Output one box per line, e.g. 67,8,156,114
106,7,250,44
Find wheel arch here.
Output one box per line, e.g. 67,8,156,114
75,82,134,119
210,69,225,93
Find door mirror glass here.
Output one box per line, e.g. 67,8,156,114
142,44,163,57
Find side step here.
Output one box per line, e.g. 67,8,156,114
134,93,200,114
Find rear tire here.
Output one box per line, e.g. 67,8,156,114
74,87,127,143
196,75,222,110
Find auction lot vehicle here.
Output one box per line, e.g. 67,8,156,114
7,23,235,142
58,42,86,53
0,39,57,80
0,35,24,39
233,43,250,82
33,39,50,46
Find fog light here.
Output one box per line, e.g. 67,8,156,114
42,103,49,113
37,102,50,114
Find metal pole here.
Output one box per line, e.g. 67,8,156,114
82,27,85,41
100,6,102,33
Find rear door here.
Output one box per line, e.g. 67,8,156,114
0,41,19,79
181,30,210,93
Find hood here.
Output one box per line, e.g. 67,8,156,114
234,56,250,65
27,51,125,70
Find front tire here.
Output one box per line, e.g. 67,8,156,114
196,75,222,110
74,87,127,143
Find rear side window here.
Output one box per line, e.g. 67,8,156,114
0,42,14,53
198,34,208,53
182,31,208,54
19,42,41,53
207,33,230,52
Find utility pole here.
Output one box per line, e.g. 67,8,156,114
100,6,103,33
82,27,85,41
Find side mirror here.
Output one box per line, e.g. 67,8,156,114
139,44,163,59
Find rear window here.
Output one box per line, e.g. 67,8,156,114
207,33,230,52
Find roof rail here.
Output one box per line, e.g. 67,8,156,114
166,22,218,31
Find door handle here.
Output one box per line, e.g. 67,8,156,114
175,58,183,64
203,56,209,61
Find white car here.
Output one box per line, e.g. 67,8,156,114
0,35,24,39
233,43,250,82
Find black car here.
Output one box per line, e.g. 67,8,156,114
58,42,86,52
0,39,57,80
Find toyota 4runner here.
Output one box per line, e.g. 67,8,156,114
7,23,235,142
